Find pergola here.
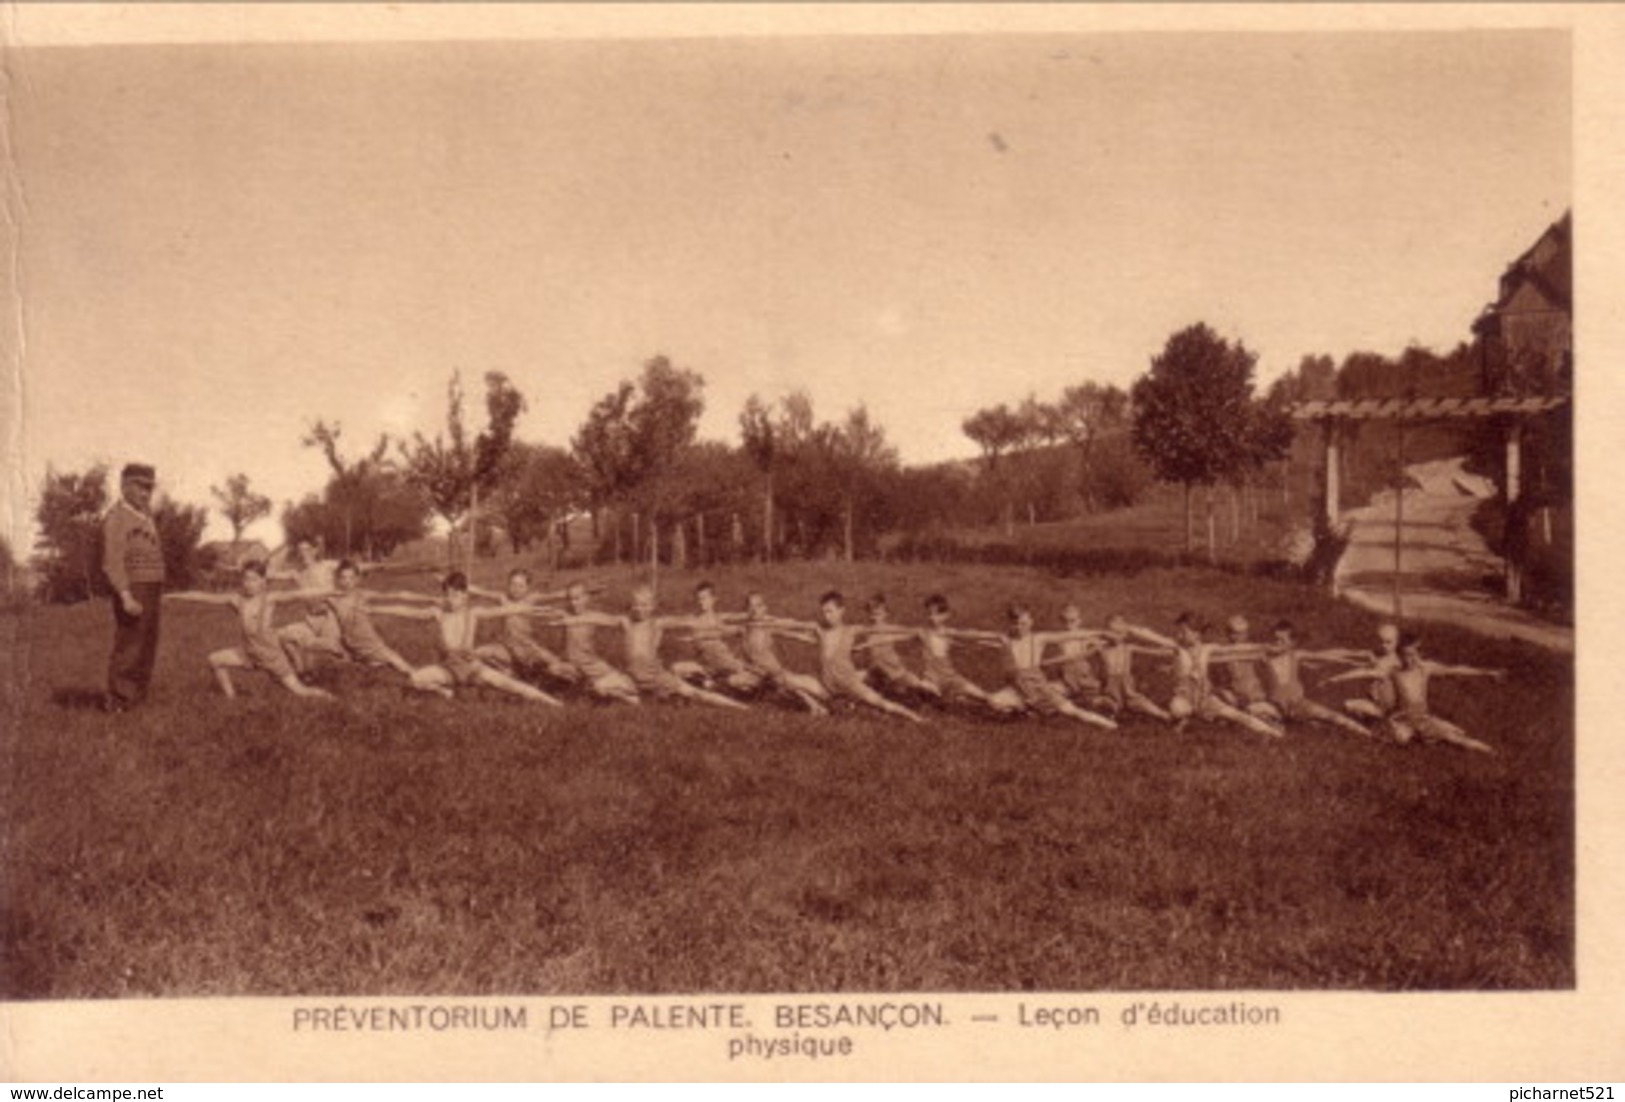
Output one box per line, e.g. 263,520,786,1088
1290,394,1569,609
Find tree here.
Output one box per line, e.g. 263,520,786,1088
32,465,109,603
152,495,209,590
489,443,582,559
1131,323,1264,556
398,371,526,568
302,421,393,556
281,468,429,561
570,380,639,560
830,404,900,561
571,356,707,568
739,394,779,562
210,473,272,544
1056,382,1129,512
624,356,707,569
962,403,1027,534
0,532,17,605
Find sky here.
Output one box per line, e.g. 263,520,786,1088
2,27,1571,547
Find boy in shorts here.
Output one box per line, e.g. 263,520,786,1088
813,591,923,723
1212,614,1275,719
1088,613,1175,722
1157,614,1285,738
919,594,1017,713
165,561,335,699
555,586,749,711
305,559,426,683
737,592,830,714
858,594,941,702
1325,633,1501,753
987,604,1117,728
1259,620,1372,738
370,572,563,704
673,581,763,696
470,568,580,688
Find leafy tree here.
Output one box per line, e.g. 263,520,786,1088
32,465,109,603
962,403,1027,533
738,394,779,562
398,371,526,567
571,356,707,566
0,532,16,604
570,380,639,559
489,442,582,557
625,356,707,565
1131,323,1264,554
281,468,429,561
830,405,900,561
210,473,272,545
655,441,755,568
1056,382,1130,512
302,421,393,556
152,495,209,590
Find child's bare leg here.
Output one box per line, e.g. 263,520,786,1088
1126,692,1172,722
1424,716,1494,755
677,681,751,712
987,687,1025,714
593,672,641,705
277,673,334,699
1211,698,1284,738
207,649,243,699
1345,699,1385,720
476,643,515,673
905,673,943,698
1302,699,1373,738
1247,701,1283,724
1058,699,1118,730
477,667,562,705
853,683,922,723
671,660,707,684
779,672,830,714
409,665,455,698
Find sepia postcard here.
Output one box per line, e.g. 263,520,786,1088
1,2,1621,1084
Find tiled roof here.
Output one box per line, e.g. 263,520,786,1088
1290,396,1569,421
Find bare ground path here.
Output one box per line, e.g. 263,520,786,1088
1334,457,1573,653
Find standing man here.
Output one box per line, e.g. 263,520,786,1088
102,462,166,711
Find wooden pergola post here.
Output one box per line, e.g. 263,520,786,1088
1506,418,1524,604
1323,419,1341,531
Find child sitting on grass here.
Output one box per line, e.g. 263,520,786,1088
811,591,924,723
738,592,830,714
553,586,750,712
918,593,1017,713
1323,633,1502,753
165,561,335,700
368,572,563,705
988,604,1117,729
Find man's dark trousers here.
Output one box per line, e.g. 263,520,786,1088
108,581,164,707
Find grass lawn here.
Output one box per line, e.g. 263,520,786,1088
0,561,1572,997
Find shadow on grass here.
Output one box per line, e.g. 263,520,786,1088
50,687,109,711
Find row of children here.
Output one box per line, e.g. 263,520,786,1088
166,546,1501,753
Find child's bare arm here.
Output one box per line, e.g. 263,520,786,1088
553,611,623,628
371,588,440,603
1430,662,1506,680
1127,624,1178,649
368,604,437,621
1300,649,1364,665
267,587,338,605
1321,667,1386,685
163,591,235,605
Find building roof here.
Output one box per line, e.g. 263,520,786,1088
1290,395,1569,422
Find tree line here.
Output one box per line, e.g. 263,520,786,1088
33,320,1555,605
